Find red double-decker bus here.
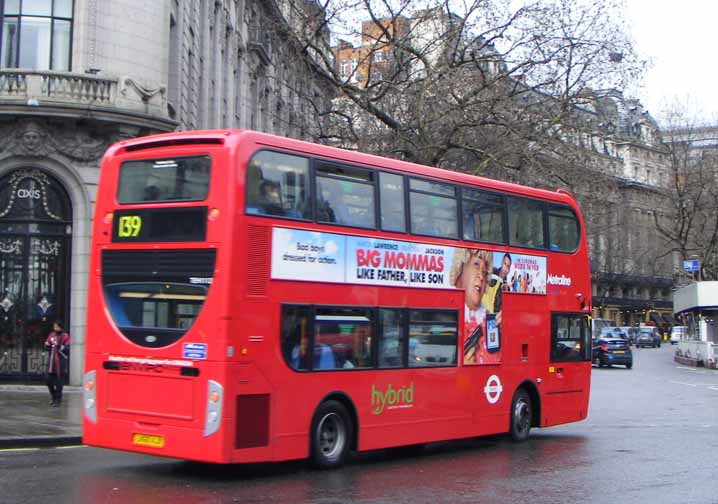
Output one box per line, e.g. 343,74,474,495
82,129,592,467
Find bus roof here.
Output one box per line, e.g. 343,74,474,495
107,129,579,208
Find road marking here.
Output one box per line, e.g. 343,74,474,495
676,366,707,374
0,445,85,453
669,380,697,387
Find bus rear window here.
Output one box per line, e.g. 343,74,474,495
103,282,208,348
117,155,211,203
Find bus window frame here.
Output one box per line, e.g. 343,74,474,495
550,312,591,362
458,186,508,245
244,148,314,222
408,176,459,239
115,153,214,205
314,160,378,230
281,304,459,373
547,204,580,254
242,148,582,255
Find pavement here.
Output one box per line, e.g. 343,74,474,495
0,384,82,449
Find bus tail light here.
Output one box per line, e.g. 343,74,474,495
204,380,223,437
103,212,113,224
83,370,97,424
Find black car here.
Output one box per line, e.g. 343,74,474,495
635,327,661,348
592,337,633,369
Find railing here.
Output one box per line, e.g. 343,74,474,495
0,69,116,105
248,26,272,64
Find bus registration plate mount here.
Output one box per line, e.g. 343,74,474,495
132,433,165,448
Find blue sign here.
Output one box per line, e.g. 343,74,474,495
683,260,700,272
183,343,207,360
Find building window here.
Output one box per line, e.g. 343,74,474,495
1,0,73,71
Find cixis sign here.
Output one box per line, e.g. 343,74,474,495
17,188,41,199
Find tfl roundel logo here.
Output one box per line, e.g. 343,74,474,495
483,374,503,404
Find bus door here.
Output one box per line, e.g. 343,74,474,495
544,313,590,423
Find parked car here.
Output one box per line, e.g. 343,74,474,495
635,327,662,348
592,337,633,368
600,326,630,345
619,326,639,344
670,325,687,345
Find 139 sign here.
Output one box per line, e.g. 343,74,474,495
117,215,142,238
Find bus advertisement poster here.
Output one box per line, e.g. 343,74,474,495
270,227,546,294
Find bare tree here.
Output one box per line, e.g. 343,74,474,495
658,110,718,281
279,0,643,189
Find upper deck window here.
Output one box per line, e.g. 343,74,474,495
548,206,580,252
409,178,458,238
508,197,545,249
117,155,211,204
379,172,405,232
246,151,311,219
462,188,505,243
316,163,375,228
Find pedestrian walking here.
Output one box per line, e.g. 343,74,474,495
45,321,70,406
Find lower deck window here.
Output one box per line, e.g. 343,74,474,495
281,305,458,371
408,310,458,367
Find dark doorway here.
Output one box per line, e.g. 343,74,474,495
0,169,72,382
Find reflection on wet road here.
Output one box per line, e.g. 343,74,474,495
2,346,717,504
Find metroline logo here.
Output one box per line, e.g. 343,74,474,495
547,274,572,286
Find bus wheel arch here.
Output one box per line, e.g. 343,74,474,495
309,392,357,469
510,381,540,442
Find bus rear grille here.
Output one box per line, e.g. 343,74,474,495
102,249,216,280
246,225,270,296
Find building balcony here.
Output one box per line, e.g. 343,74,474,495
0,69,176,132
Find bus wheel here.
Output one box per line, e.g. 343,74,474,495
310,400,352,469
509,388,532,443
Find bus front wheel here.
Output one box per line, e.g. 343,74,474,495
310,400,352,469
509,388,532,442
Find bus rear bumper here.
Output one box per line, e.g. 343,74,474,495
82,416,229,463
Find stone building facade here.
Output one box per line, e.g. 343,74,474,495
571,90,676,328
0,0,329,384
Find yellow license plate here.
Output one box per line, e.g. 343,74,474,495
132,433,165,448
613,350,625,354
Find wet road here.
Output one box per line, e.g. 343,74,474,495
2,345,717,504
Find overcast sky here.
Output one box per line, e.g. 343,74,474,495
625,0,718,125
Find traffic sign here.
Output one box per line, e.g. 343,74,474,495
683,259,700,272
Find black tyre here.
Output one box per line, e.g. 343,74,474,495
310,400,353,469
626,363,632,369
509,388,532,442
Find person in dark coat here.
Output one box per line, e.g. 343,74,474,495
45,320,70,406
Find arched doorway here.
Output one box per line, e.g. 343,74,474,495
0,169,72,382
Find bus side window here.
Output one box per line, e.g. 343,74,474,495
282,306,311,371
548,205,579,252
508,197,545,248
245,151,310,220
551,313,590,362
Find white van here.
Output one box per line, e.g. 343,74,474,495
670,326,687,345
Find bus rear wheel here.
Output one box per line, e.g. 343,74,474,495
509,388,532,442
310,400,352,469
